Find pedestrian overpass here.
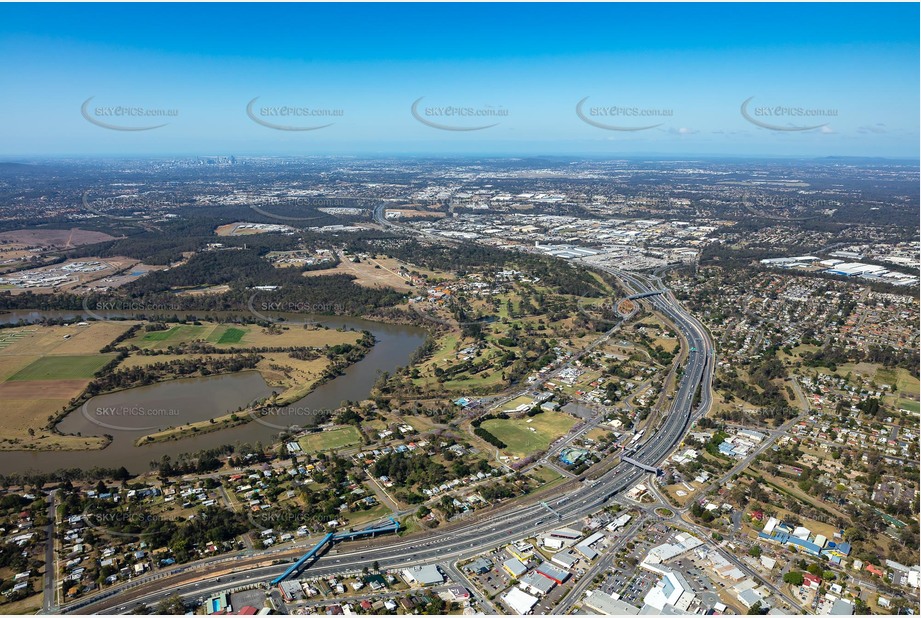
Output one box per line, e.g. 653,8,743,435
270,517,401,585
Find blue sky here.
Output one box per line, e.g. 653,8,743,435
0,3,917,157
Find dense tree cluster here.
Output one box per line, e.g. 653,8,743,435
372,452,448,490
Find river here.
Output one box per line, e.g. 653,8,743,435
0,311,425,474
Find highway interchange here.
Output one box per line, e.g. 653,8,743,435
61,217,716,615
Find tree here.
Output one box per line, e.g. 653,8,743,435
783,571,804,586
844,526,865,543
749,545,762,558
156,594,187,615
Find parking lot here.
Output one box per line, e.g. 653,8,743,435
230,588,268,612
619,568,656,605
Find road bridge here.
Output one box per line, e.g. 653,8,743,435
621,455,662,475
627,289,666,300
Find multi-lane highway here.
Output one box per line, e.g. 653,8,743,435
63,245,714,616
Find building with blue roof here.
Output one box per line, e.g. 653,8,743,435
758,530,851,560
559,447,589,466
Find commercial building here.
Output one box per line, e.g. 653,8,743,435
401,565,444,585
502,587,539,615
277,581,304,602
503,557,528,578
509,541,535,561
575,532,606,560
550,550,580,570
548,528,582,541
645,533,702,564
828,598,855,615
536,562,571,584
583,590,640,615
607,514,632,531
466,558,492,575
520,571,556,596
641,564,696,612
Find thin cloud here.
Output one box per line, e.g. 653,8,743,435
857,123,887,134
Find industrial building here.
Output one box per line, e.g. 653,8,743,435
277,580,304,602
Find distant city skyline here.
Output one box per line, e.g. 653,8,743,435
0,3,918,158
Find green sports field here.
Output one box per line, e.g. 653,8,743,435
298,426,362,452
480,411,578,457
215,327,246,344
140,325,205,342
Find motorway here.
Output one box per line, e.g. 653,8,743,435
63,234,714,615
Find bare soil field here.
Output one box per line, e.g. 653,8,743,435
174,284,232,296
256,353,331,401
305,259,415,291
118,351,330,402
0,227,116,248
0,388,108,451
0,246,39,272
0,355,36,381
0,379,89,398
116,353,211,370
0,322,135,356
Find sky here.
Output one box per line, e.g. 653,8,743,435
0,3,918,158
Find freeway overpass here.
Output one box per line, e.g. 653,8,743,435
620,455,662,475
627,289,667,300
